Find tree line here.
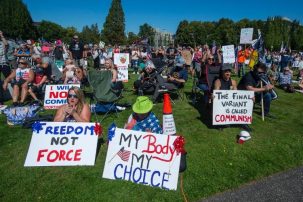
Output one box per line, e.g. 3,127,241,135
1,0,303,50
175,17,303,51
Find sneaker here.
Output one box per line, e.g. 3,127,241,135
264,113,276,119
13,102,18,107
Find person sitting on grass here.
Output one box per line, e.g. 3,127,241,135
213,64,237,90
238,62,276,118
54,86,91,122
133,60,157,96
124,96,162,134
28,55,49,105
278,66,295,93
2,59,34,106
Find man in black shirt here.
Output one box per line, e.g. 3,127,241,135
69,35,84,66
238,62,275,118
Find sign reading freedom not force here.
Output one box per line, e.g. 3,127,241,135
102,128,181,190
44,84,80,109
213,90,254,125
24,122,98,166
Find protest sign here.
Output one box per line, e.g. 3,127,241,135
24,122,99,166
102,128,181,190
222,45,235,63
212,90,254,125
114,53,129,82
44,84,80,109
240,28,254,44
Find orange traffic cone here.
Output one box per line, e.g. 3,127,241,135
163,93,176,136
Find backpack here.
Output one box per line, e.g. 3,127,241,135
3,105,41,126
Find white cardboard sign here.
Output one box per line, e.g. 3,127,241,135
240,28,254,44
44,84,80,109
213,90,254,125
222,45,235,64
114,53,129,82
24,122,99,167
102,128,181,190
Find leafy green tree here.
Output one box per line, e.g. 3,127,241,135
138,23,155,45
80,23,100,44
175,20,190,46
101,0,126,45
36,20,65,41
61,27,78,43
0,0,37,39
127,32,139,44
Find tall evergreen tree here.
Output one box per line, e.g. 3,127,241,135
0,0,37,39
101,0,126,45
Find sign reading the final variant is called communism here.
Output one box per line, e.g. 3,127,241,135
213,90,254,125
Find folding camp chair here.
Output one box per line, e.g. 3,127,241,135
87,69,123,122
191,64,221,104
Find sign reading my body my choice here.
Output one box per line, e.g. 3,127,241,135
213,90,254,125
44,84,80,109
24,122,98,167
102,128,181,190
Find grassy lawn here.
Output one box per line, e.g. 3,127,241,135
0,73,303,202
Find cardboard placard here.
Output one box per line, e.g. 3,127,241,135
240,28,254,44
222,45,235,64
102,128,181,190
212,90,254,125
114,53,129,82
24,122,99,167
44,84,80,109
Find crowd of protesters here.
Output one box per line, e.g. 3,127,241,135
1,30,303,123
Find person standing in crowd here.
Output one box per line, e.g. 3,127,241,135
2,59,34,106
6,39,19,69
54,86,91,122
238,62,275,118
0,31,11,105
181,46,192,76
69,35,84,66
237,47,246,77
131,46,140,74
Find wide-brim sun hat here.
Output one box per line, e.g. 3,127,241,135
132,96,153,114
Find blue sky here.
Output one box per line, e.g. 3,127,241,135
23,0,302,34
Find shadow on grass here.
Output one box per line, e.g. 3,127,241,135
184,91,214,129
95,137,105,161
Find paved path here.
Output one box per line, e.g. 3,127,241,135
202,166,303,202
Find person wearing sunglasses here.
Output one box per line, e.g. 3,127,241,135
54,86,91,122
2,59,34,106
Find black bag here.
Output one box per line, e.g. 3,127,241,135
22,114,54,129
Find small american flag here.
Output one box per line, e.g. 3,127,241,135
117,147,131,162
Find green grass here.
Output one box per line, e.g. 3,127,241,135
1,73,303,202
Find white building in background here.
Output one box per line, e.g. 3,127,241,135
153,28,174,48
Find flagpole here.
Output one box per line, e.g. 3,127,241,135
261,82,265,121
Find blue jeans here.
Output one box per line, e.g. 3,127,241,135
255,92,272,115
